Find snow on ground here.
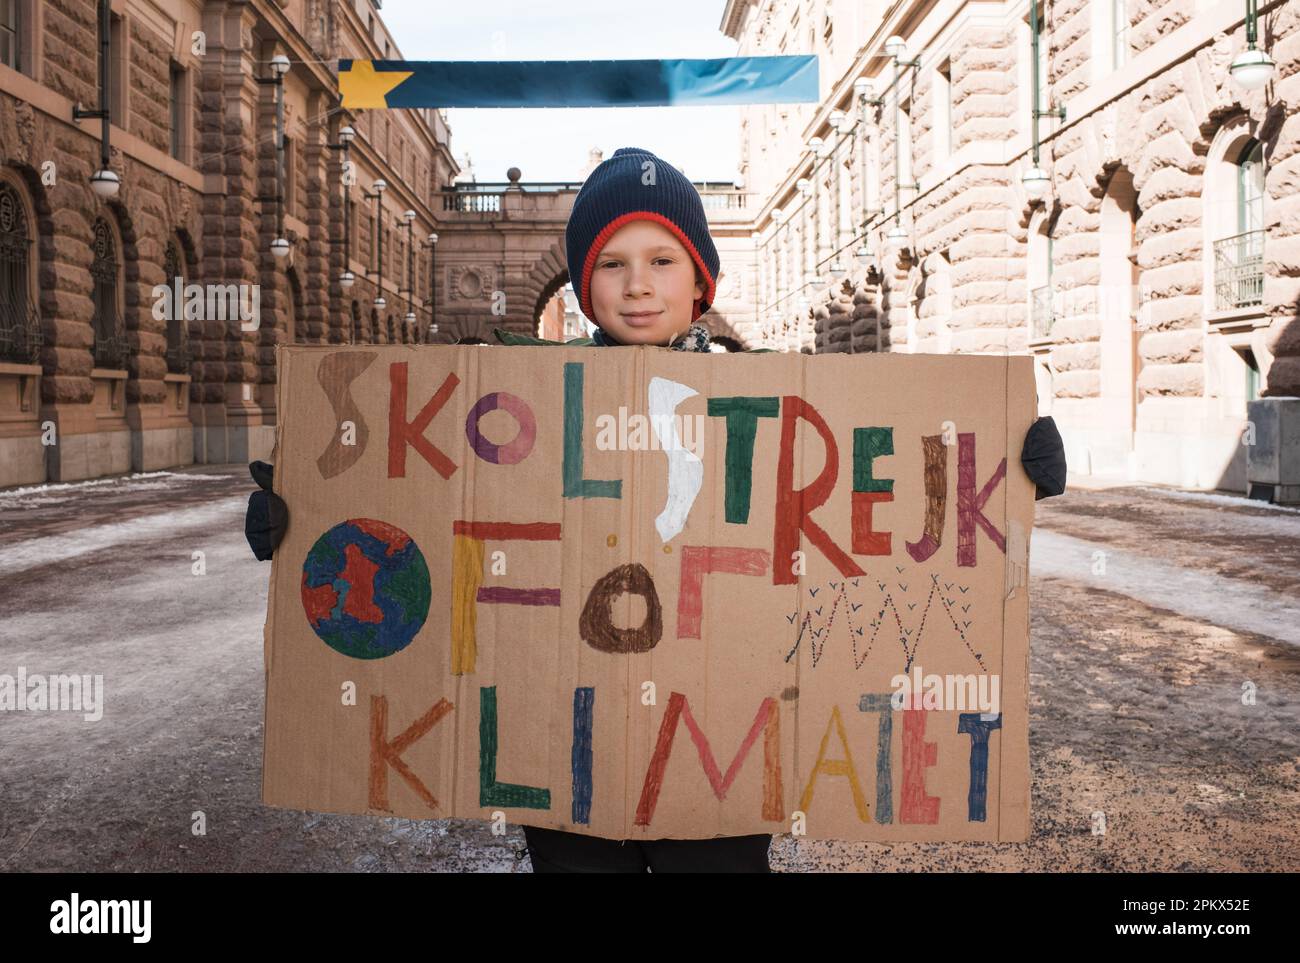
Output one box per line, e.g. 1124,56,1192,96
0,496,247,577
1032,528,1300,648
1137,486,1300,515
0,470,235,508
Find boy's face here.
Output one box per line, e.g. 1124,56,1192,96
588,219,706,346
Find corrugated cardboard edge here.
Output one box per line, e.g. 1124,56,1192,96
260,342,288,806
999,354,1034,842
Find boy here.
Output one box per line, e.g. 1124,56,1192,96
245,146,1066,873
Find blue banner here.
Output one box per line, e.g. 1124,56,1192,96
338,56,819,110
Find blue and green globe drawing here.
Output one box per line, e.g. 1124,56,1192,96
300,518,431,660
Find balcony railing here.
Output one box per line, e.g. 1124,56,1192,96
1030,284,1054,341
1213,230,1264,311
696,190,751,211
438,182,750,214
442,192,502,213
165,339,193,374
0,299,43,364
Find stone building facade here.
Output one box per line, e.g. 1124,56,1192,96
0,0,455,487
721,0,1299,495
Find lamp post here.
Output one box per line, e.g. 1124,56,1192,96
885,36,921,253
855,77,884,240
329,124,356,289
1024,3,1066,202
253,54,292,258
1230,0,1276,90
399,210,416,339
364,179,387,308
422,232,439,339
74,0,119,198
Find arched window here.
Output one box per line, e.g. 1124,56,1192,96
369,308,379,343
1027,208,1056,341
0,179,41,363
1238,139,1265,235
1206,121,1267,313
91,217,126,369
163,237,191,373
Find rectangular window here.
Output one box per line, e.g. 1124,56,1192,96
1034,4,1048,115
935,59,953,162
348,198,357,263
899,97,913,193
283,135,296,217
169,62,187,162
1113,0,1128,70
0,0,18,71
109,13,127,128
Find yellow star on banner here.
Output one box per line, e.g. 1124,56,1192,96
339,60,414,110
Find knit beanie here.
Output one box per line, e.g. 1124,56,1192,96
565,147,720,327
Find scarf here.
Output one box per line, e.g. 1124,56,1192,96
591,323,712,353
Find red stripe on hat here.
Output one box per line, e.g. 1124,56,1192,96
579,211,717,327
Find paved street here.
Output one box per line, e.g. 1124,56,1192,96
1,468,1297,872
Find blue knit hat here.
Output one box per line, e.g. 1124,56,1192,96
565,147,719,326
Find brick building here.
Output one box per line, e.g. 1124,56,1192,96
0,0,455,487
723,0,1299,495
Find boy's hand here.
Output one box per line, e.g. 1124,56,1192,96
245,460,288,561
1021,416,1067,501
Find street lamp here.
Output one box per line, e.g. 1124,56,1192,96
1230,0,1275,90
422,231,439,338
1026,1,1066,205
364,179,387,307
329,123,358,288
89,169,120,198
1022,165,1051,201
74,0,118,197
399,209,416,339
255,52,292,258
886,223,910,250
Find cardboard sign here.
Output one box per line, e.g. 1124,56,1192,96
262,345,1036,841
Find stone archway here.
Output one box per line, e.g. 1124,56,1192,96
526,238,571,338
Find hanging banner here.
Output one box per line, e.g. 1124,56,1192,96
338,56,819,109
261,345,1037,842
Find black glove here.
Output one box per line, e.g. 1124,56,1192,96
245,460,288,561
1020,416,1067,501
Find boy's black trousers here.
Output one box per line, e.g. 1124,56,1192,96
523,826,772,873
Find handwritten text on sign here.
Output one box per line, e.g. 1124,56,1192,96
263,347,1034,841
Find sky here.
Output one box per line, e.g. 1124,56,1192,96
379,0,742,184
